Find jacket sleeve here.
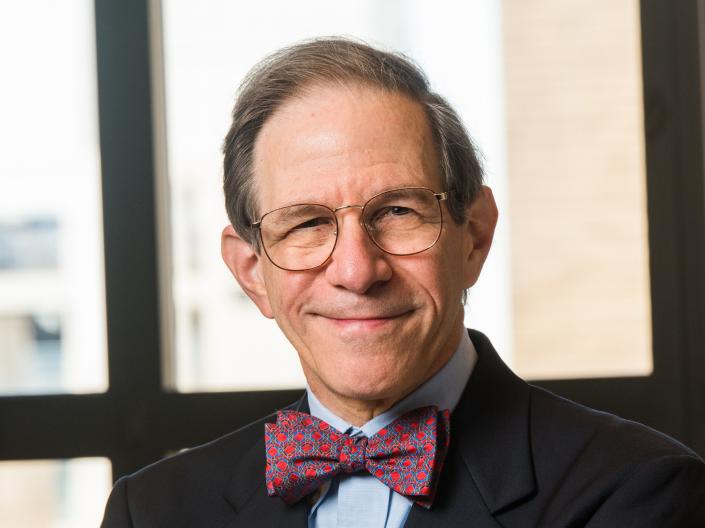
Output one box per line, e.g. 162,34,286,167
586,454,705,527
101,476,134,528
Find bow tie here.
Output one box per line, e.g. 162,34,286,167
264,405,450,508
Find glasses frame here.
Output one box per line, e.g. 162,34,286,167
250,186,449,271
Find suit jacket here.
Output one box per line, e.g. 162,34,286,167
102,330,705,527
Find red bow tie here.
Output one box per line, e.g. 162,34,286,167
264,405,450,508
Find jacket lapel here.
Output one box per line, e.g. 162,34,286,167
222,396,310,527
405,330,536,526
403,445,504,527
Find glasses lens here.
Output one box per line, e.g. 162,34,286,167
363,188,443,255
259,204,336,270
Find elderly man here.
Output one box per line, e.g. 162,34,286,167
102,38,705,527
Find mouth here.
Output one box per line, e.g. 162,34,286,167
313,310,414,331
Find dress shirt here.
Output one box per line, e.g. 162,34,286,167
307,329,477,528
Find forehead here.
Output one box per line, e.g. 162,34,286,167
252,83,441,211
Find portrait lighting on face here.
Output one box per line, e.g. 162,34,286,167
221,81,494,422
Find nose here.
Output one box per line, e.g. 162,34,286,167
324,208,392,294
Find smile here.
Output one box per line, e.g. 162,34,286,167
314,311,413,331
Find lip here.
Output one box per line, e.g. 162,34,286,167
324,317,397,331
313,310,413,331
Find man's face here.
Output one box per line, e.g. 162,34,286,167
224,83,494,408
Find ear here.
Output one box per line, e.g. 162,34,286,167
221,224,274,318
462,185,498,288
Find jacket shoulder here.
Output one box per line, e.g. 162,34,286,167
102,410,279,527
528,383,700,461
524,384,705,525
142,411,271,476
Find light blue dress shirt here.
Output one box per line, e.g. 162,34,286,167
307,330,478,528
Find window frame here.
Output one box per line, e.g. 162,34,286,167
0,0,703,484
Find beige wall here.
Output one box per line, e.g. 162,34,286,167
502,0,652,378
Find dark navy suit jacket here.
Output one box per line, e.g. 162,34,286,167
102,330,705,527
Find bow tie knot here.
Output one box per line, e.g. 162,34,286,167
339,435,368,472
264,406,450,508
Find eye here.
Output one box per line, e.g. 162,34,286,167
373,206,412,218
387,206,412,216
292,217,333,230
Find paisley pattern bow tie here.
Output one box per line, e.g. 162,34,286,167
264,405,450,508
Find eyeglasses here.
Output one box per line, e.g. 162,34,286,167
251,187,449,271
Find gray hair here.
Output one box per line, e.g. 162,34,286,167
223,37,484,248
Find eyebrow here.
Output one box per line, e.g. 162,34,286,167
272,204,329,221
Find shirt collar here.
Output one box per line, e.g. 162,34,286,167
307,329,477,437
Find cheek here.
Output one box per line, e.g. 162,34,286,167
417,251,465,313
392,258,451,314
262,268,311,320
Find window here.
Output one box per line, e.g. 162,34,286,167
503,0,651,379
0,0,107,397
0,458,111,528
162,0,651,390
1,2,703,525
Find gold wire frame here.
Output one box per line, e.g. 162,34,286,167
251,187,449,271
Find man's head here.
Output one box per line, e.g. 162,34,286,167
223,38,484,248
221,38,497,420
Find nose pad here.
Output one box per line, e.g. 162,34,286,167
331,205,371,247
331,207,379,254
325,208,392,292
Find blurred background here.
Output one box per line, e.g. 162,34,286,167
1,0,703,526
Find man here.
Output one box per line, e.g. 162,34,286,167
102,38,705,527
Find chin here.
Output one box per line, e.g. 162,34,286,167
325,363,406,402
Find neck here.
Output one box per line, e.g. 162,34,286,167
308,391,399,426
